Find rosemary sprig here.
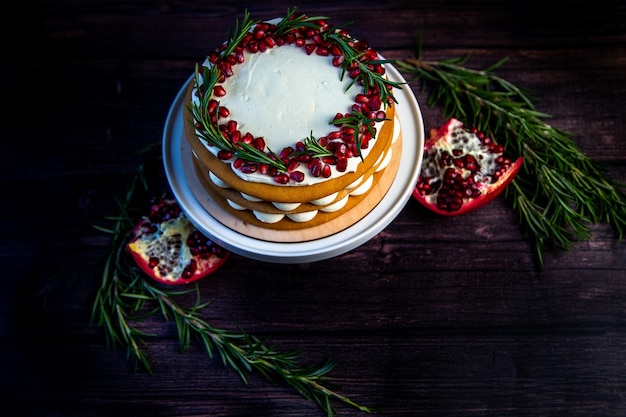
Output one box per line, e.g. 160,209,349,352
395,56,626,266
91,141,372,416
222,9,258,58
330,112,389,162
298,134,334,159
324,29,403,105
274,7,329,36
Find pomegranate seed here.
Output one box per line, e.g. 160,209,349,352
355,94,369,104
330,44,342,56
233,158,245,169
328,131,342,140
309,159,322,177
370,95,382,110
335,143,347,157
246,41,258,53
273,173,289,184
358,138,368,151
229,130,241,144
279,146,294,159
218,107,230,118
220,62,233,76
336,157,348,172
240,163,257,174
253,136,265,150
208,100,218,115
217,150,233,160
290,171,305,182
315,46,329,56
148,257,160,268
286,159,300,172
182,259,197,279
342,127,356,137
213,85,226,97
240,132,253,145
322,155,337,165
263,36,276,48
332,55,345,67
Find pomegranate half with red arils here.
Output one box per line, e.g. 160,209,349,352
127,198,229,285
413,118,523,216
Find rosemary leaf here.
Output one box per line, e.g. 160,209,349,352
275,7,329,36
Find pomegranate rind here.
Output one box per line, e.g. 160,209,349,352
412,118,523,216
126,199,230,285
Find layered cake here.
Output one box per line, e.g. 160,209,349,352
183,8,403,236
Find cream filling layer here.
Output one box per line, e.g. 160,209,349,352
207,114,400,223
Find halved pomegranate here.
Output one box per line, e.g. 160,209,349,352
413,118,523,216
127,198,229,285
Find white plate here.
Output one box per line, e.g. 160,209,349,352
162,63,424,263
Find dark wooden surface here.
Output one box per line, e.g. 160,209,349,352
2,1,626,416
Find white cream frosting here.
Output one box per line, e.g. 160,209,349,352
209,171,230,188
219,45,359,153
286,210,318,223
349,175,374,196
272,202,301,211
321,195,349,212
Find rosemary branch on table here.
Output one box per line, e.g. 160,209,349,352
91,142,372,416
394,55,626,266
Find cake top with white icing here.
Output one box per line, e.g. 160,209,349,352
218,44,360,153
189,8,402,186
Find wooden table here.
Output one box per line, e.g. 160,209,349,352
2,1,625,416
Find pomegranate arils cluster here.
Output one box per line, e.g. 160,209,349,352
198,15,388,184
416,121,519,214
127,199,230,285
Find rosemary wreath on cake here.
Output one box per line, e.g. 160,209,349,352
189,8,402,181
